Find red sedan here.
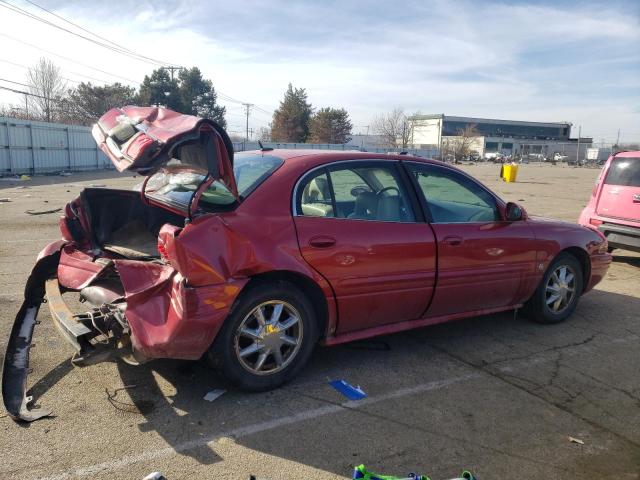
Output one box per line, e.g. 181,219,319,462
3,107,611,421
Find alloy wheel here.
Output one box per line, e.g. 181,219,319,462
233,300,304,376
545,265,577,314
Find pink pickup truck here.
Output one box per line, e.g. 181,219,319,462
579,151,640,253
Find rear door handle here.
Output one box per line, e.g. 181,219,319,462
309,235,336,248
442,235,463,246
633,194,640,203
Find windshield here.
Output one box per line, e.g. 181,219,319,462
144,153,284,210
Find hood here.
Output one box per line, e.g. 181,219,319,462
527,215,578,226
92,106,237,197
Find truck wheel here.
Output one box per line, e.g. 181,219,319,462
208,282,318,391
523,253,583,324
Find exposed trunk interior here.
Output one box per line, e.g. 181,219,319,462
81,188,184,259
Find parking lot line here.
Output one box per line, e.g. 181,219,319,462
34,373,479,480
31,331,640,480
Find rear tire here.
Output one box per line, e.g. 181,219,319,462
208,282,318,391
523,253,583,324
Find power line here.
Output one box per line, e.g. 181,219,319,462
0,77,30,88
0,0,180,68
21,0,179,68
0,58,106,85
0,84,54,100
0,32,139,84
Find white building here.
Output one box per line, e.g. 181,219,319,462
410,114,592,159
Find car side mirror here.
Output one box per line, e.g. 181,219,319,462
505,202,524,221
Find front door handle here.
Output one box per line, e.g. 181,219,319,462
442,235,463,246
309,235,336,248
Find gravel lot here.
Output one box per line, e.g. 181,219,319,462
0,163,638,480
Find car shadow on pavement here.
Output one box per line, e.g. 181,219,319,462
611,253,640,268
94,289,639,476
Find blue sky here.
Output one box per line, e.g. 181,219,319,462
1,0,638,142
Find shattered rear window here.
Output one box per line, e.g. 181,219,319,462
144,153,283,210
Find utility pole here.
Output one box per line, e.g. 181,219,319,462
576,125,581,166
615,129,620,147
242,103,253,141
166,66,180,81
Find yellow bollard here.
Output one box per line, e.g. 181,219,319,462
502,163,519,182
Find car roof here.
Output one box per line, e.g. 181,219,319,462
238,148,444,166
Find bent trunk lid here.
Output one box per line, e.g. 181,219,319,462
92,106,238,198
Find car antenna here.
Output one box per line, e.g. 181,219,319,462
258,140,274,154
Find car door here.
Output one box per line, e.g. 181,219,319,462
405,162,538,318
596,155,640,222
293,160,436,334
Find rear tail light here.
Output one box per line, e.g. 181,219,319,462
589,218,603,227
157,239,169,262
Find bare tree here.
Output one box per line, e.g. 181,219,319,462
258,126,271,142
27,58,67,122
442,124,481,162
371,108,413,149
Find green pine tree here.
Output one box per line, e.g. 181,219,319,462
271,83,313,142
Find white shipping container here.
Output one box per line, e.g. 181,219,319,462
586,147,612,162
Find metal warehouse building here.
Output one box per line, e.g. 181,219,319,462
410,114,592,159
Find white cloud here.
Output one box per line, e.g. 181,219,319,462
0,0,638,141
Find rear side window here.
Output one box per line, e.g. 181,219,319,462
604,157,640,187
296,162,416,222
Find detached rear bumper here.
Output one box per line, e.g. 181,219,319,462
2,242,128,422
2,242,65,422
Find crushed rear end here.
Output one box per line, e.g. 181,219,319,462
2,106,246,421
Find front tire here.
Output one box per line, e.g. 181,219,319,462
524,253,583,324
208,282,318,391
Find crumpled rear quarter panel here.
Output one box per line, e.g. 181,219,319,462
115,260,247,360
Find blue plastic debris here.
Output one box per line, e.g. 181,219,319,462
330,379,367,400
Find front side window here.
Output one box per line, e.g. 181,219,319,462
604,157,640,187
409,164,499,223
297,162,415,222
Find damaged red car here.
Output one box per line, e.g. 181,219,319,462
3,106,612,421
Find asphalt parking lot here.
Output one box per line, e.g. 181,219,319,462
1,163,639,480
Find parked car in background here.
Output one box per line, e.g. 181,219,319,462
527,153,547,162
484,152,503,162
579,151,640,253
553,153,569,162
3,106,612,422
